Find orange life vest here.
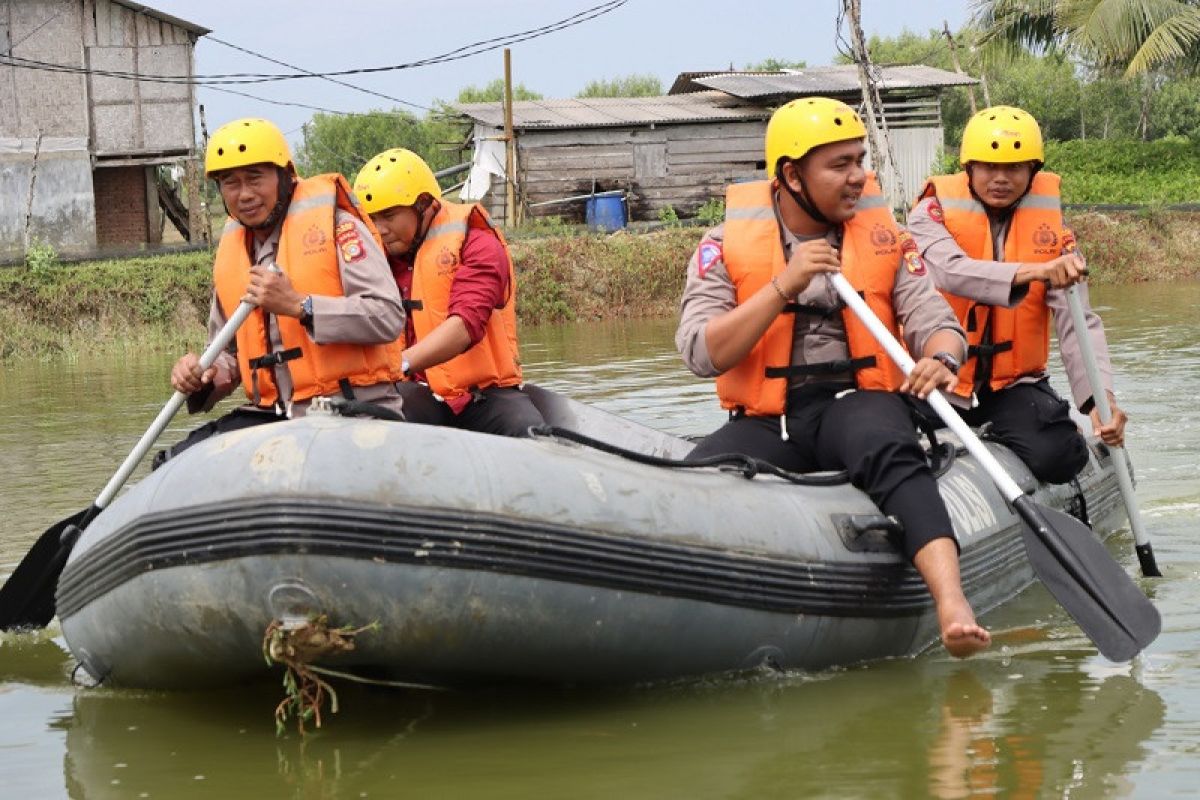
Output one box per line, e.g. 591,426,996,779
408,201,522,401
213,173,404,407
717,175,906,416
918,171,1062,397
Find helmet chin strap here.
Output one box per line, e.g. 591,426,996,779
250,166,295,231
218,166,296,231
965,162,1040,216
403,196,439,256
777,159,832,226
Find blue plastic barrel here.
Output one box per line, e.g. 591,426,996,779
585,191,627,232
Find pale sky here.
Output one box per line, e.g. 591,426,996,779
145,0,974,139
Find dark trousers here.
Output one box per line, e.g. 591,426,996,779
958,379,1089,485
687,386,953,561
396,382,546,438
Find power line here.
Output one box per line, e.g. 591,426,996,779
202,85,355,116
0,1,628,86
206,36,433,112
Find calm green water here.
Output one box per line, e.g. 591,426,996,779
1,282,1197,798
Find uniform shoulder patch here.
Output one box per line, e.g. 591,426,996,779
898,230,927,276
335,220,367,263
696,239,723,279
927,197,945,224
1061,226,1078,255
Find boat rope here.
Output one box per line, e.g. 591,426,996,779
530,424,959,483
528,425,850,486
301,663,449,692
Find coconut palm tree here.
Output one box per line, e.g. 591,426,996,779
972,0,1200,76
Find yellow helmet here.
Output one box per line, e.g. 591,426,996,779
353,148,442,214
960,105,1044,166
765,97,867,175
205,118,291,176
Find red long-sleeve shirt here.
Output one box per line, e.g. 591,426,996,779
390,226,512,412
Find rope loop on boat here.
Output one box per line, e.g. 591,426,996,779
528,425,851,487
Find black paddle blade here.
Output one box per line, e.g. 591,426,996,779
0,506,94,631
1014,495,1161,662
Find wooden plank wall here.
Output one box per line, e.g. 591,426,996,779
476,94,945,224
509,120,768,223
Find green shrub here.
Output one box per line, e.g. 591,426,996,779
1047,139,1200,204
696,198,726,226
657,205,681,226
23,240,59,279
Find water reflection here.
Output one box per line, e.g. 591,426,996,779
56,651,1162,800
926,659,1163,798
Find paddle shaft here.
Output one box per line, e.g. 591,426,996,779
829,274,1025,502
1065,284,1160,576
94,299,256,510
831,273,1161,660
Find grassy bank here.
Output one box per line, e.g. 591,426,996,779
2,214,1197,361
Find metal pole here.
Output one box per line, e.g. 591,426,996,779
503,48,517,228
1065,284,1161,576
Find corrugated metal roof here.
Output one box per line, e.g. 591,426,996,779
692,65,979,98
112,1,210,36
455,90,771,130
668,70,769,95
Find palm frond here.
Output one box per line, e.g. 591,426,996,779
1126,6,1200,73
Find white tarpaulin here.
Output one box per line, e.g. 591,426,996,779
460,136,507,203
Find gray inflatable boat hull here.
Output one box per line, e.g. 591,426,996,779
58,387,1125,688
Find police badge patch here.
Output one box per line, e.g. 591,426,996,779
1061,226,1078,254
898,230,927,276
927,197,945,224
697,239,722,279
335,221,367,263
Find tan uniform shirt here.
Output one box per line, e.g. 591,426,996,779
676,201,965,391
199,208,405,416
908,197,1114,410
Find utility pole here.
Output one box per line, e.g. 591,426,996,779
502,48,518,227
843,0,904,214
942,20,977,115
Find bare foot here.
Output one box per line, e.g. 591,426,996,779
941,617,991,659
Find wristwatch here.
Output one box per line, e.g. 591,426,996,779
931,351,960,375
298,295,314,328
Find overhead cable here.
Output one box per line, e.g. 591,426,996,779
206,36,433,112
0,1,628,86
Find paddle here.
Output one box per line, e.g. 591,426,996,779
1065,284,1161,577
830,273,1160,662
0,298,259,630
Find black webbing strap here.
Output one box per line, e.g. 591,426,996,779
765,356,876,379
967,341,1013,358
783,302,839,318
402,299,424,312
247,347,303,371
247,347,303,406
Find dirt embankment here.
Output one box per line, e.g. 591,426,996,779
2,213,1196,361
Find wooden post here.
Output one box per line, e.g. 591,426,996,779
145,166,163,245
942,21,977,115
844,0,904,214
199,104,213,246
185,157,208,246
503,48,517,227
